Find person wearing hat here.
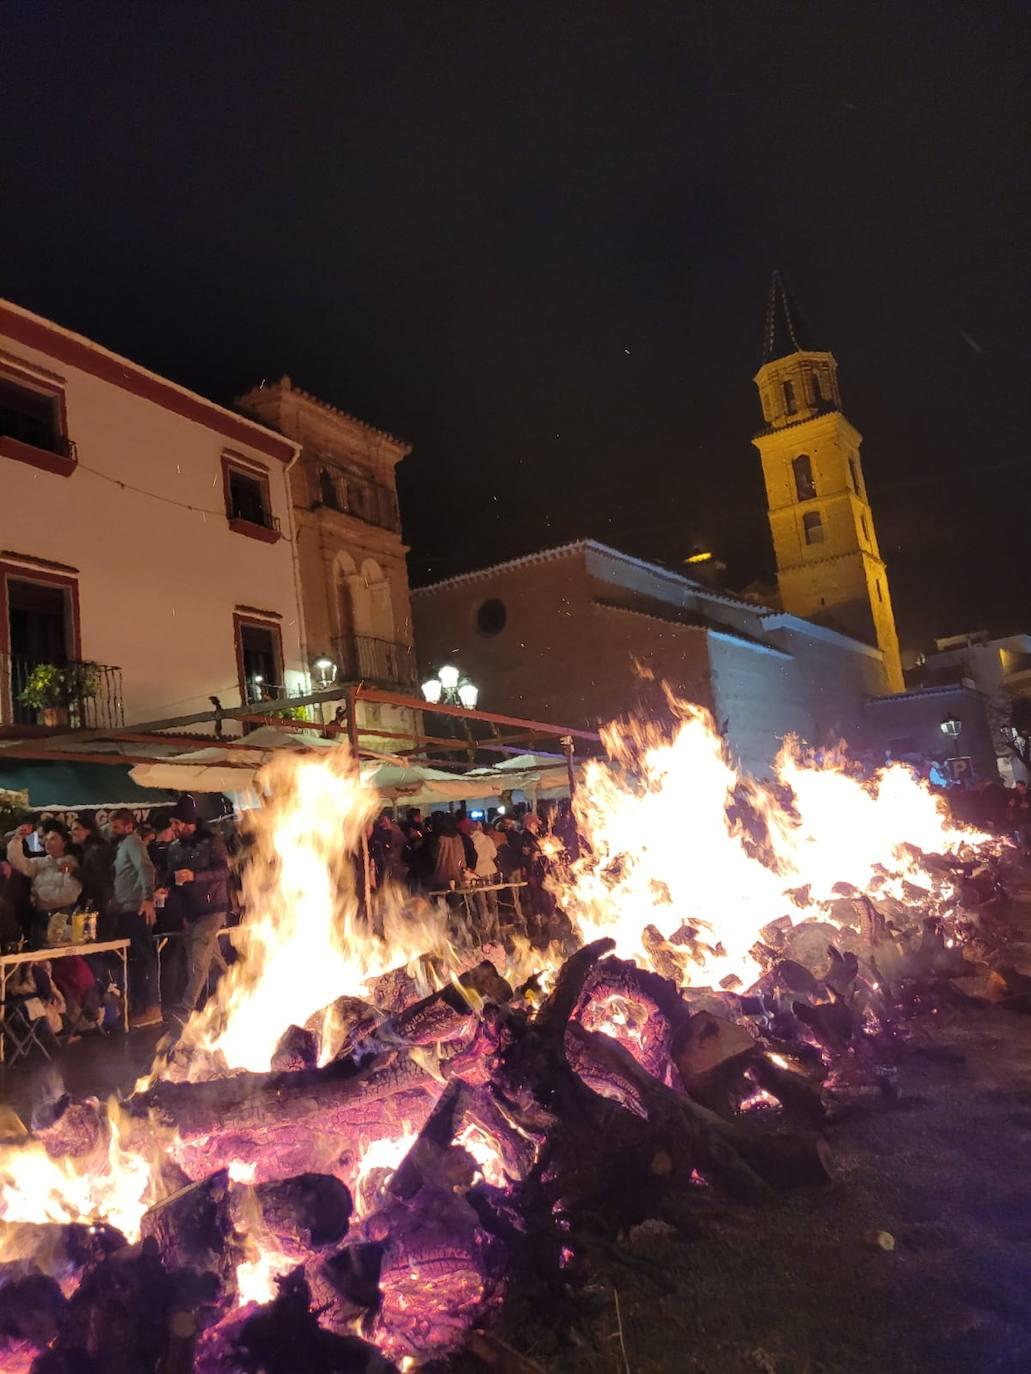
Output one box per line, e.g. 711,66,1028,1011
165,794,230,1022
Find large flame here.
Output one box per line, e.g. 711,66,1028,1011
0,710,998,1336
0,1100,163,1249
179,748,445,1075
560,700,987,986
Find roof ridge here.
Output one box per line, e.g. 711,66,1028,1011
411,540,588,595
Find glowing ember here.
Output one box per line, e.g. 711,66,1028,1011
354,1123,418,1217
454,1122,507,1187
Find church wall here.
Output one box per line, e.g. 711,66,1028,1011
412,550,715,731
706,635,805,776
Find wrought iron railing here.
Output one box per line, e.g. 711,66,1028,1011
226,497,281,534
306,459,401,534
3,655,124,729
333,633,418,688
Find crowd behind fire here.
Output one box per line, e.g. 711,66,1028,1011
0,792,583,1048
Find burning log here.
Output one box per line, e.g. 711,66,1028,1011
194,1268,397,1374
0,1272,66,1362
566,1024,833,1199
271,1025,319,1072
128,1053,444,1184
307,1241,385,1334
671,1010,757,1114
232,1174,353,1259
0,1220,125,1284
33,1238,220,1373
140,1171,239,1299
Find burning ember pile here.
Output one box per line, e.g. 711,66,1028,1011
0,702,1019,1372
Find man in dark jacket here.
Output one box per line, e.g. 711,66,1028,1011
166,794,229,1021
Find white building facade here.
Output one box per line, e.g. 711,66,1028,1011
0,299,308,736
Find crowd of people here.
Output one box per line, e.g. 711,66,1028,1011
1,794,232,1037
6,770,1022,1057
367,802,576,945
947,777,1031,844
0,792,578,1052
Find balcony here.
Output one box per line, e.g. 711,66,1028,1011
307,460,401,535
3,656,124,730
333,633,418,688
226,495,282,544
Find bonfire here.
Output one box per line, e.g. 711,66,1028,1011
0,701,1016,1372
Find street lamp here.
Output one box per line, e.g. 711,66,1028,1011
940,716,963,744
421,663,479,709
313,656,338,688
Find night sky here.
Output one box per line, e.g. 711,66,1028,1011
3,3,1028,650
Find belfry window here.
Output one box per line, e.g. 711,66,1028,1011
803,511,824,545
783,379,797,415
792,454,816,501
849,456,862,495
810,371,824,403
860,514,870,543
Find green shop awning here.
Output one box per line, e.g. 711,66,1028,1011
0,760,176,813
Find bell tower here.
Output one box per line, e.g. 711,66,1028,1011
752,273,904,693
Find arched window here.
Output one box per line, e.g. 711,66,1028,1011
792,454,816,501
849,456,862,496
360,559,394,642
783,379,797,415
803,511,824,545
810,371,824,403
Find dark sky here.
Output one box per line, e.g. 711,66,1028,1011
3,2,1028,649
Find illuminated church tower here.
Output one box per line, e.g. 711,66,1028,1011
752,273,904,692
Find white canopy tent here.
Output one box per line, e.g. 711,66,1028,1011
127,729,537,808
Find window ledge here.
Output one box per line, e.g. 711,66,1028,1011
228,515,282,544
0,434,76,477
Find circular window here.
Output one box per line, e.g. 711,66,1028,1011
476,598,507,636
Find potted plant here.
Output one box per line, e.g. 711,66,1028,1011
18,663,67,727
63,662,101,723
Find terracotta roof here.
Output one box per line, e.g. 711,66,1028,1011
412,539,778,616
411,541,587,595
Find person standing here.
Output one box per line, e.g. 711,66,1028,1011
6,822,82,947
108,809,161,1028
70,816,115,915
469,819,500,939
165,795,229,1023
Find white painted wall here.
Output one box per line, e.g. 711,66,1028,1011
1,317,307,731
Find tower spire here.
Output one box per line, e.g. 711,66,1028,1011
762,270,813,363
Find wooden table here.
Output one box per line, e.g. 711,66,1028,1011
427,880,526,922
0,939,131,1062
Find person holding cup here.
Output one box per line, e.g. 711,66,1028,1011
5,821,82,947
